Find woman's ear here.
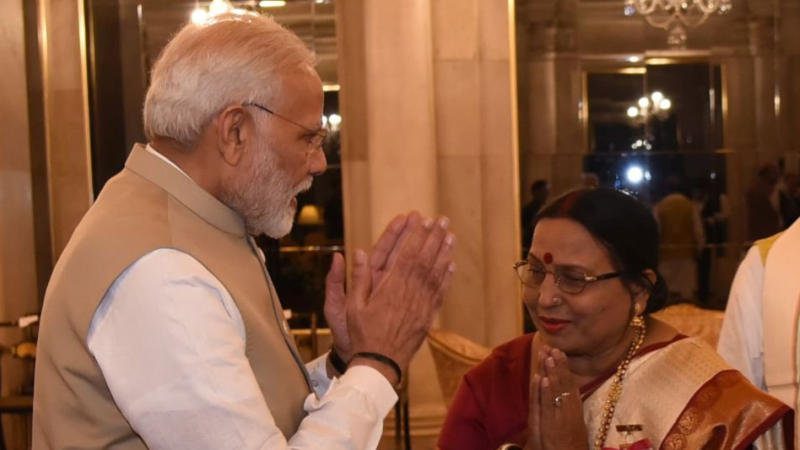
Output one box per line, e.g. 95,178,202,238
642,269,657,288
635,269,658,313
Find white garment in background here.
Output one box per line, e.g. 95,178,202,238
87,248,397,450
717,246,765,389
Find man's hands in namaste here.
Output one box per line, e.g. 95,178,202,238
323,212,456,385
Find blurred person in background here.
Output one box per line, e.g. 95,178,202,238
653,176,704,301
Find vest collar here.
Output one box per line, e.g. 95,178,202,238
125,143,247,237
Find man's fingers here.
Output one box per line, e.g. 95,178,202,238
432,262,456,308
414,217,450,271
429,230,455,288
324,252,346,307
390,213,431,269
350,249,372,307
369,214,409,273
324,253,351,356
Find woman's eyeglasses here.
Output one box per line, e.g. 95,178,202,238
512,261,625,295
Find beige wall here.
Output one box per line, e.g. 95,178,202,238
337,0,521,437
0,1,43,446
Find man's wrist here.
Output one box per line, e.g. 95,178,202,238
349,357,401,387
327,347,349,376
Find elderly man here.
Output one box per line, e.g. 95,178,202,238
33,13,455,449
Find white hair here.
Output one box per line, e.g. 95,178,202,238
219,123,312,237
143,13,315,146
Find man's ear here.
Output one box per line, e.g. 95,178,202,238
216,105,248,166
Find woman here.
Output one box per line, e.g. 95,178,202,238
438,188,791,450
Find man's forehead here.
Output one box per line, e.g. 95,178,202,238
270,68,323,105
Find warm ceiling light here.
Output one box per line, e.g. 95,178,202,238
259,0,287,7
209,0,231,15
650,91,664,104
191,8,208,24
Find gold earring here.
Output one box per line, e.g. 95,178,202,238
630,305,645,328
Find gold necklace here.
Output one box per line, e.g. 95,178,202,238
592,317,647,450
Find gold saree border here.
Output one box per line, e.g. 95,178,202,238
661,370,790,450
583,337,788,449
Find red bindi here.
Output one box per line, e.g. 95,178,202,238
543,252,553,264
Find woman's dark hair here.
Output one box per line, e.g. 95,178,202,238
535,188,668,314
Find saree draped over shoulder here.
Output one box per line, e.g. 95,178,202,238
438,334,792,450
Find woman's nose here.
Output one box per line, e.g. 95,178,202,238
535,273,562,308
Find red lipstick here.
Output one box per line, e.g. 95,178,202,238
537,316,571,334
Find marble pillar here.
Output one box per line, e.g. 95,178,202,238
336,0,520,436
39,0,93,260
432,0,522,348
516,0,583,202
720,16,779,244
777,1,800,165
0,1,42,446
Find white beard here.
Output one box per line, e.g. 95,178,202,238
221,141,312,238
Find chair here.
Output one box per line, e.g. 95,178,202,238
426,329,491,407
651,302,725,347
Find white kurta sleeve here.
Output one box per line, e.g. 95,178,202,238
88,248,397,450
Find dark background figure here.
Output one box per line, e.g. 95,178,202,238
779,172,800,229
521,179,550,255
695,179,729,305
746,163,781,242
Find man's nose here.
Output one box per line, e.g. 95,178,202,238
308,148,327,176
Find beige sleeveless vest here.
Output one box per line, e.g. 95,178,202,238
32,144,310,449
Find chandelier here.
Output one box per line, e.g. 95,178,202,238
626,91,672,150
624,0,732,47
627,91,672,122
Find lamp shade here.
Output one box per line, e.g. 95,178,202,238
297,205,324,226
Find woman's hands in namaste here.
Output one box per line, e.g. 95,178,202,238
525,346,589,450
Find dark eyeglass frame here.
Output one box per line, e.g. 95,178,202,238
512,260,625,295
243,102,328,149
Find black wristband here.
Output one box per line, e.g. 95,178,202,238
349,352,402,384
328,347,349,375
